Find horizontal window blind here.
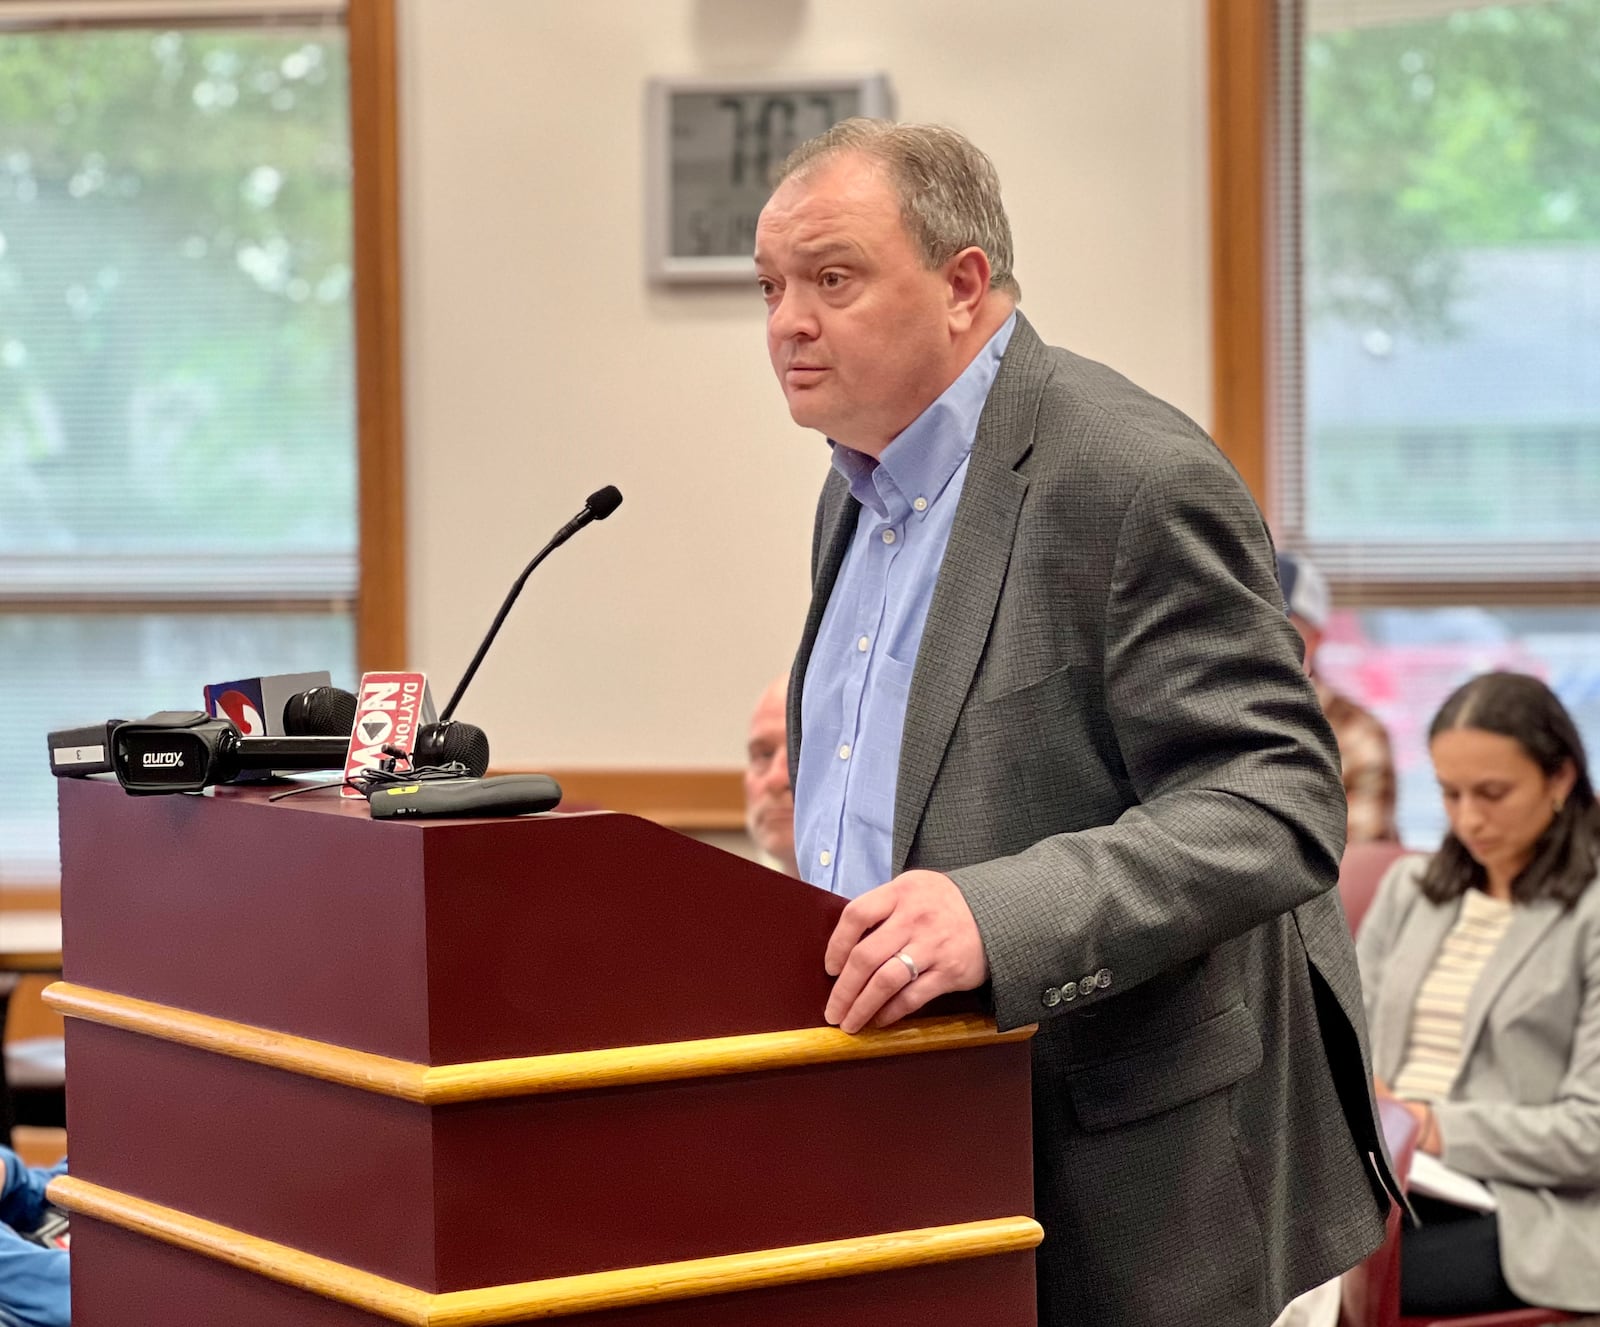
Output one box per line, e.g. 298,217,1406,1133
0,14,358,881
0,21,356,591
1305,0,1554,32
0,2,340,27
1271,0,1600,849
1278,0,1600,586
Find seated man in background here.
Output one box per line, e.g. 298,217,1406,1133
743,671,798,875
1279,550,1399,843
0,1145,68,1327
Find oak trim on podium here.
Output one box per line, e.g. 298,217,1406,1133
50,1176,1043,1326
44,982,1035,1102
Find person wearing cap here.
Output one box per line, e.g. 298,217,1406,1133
1278,551,1399,844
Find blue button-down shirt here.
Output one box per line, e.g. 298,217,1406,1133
796,314,1016,898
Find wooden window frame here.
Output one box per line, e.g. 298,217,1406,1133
347,0,405,668
1209,0,1279,515
0,0,407,890
0,0,405,666
1208,0,1600,606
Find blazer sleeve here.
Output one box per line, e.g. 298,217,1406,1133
951,446,1349,1028
1432,898,1600,1189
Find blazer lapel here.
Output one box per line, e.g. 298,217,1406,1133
1372,898,1458,1082
1455,897,1564,1077
787,471,857,785
891,316,1050,873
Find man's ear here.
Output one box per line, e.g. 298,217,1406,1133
945,246,993,332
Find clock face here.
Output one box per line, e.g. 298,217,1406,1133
661,82,878,270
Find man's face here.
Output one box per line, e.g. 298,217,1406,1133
744,681,795,870
754,152,961,455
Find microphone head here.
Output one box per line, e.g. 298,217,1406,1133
413,720,491,778
585,485,623,521
282,686,358,738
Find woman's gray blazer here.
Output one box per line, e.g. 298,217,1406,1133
1356,856,1600,1311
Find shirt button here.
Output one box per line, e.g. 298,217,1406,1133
881,529,896,545
1061,981,1078,1001
1096,968,1112,989
913,496,928,512
819,849,832,867
857,636,870,652
1079,973,1097,996
838,743,851,760
1042,987,1062,1008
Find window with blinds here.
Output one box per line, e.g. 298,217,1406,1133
1274,0,1600,846
0,12,358,881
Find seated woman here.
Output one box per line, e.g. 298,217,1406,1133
1357,671,1600,1318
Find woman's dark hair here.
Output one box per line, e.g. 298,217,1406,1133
1421,671,1600,907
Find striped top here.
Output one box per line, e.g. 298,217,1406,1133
1393,888,1514,1102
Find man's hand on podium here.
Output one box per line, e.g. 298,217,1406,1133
823,869,990,1035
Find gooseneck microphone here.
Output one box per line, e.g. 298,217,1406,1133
415,485,622,767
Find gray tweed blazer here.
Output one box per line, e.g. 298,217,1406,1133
1358,856,1600,1313
789,315,1396,1327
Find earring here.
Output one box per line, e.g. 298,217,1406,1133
1554,797,1566,814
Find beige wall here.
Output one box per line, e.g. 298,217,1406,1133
398,0,1211,769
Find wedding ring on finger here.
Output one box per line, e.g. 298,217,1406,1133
896,951,920,982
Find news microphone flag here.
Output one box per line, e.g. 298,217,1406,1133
204,670,334,780
342,671,439,797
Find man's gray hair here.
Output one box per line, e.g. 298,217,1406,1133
776,119,1021,301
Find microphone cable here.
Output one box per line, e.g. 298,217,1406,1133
266,745,475,802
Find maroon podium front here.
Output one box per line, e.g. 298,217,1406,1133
48,777,1039,1325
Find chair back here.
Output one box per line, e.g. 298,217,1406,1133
1341,1097,1420,1327
1398,1309,1579,1326
1338,841,1411,935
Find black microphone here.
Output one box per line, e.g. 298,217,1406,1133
415,485,623,767
282,686,357,738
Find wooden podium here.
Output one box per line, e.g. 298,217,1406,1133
46,777,1039,1325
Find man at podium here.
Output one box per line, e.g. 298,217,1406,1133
753,119,1397,1326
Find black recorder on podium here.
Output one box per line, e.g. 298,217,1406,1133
48,677,357,790
107,709,353,794
45,485,621,821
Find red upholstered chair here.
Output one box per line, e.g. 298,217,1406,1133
1342,1098,1419,1327
1337,840,1412,935
1339,1099,1579,1327
0,980,65,1141
1403,1314,1580,1327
